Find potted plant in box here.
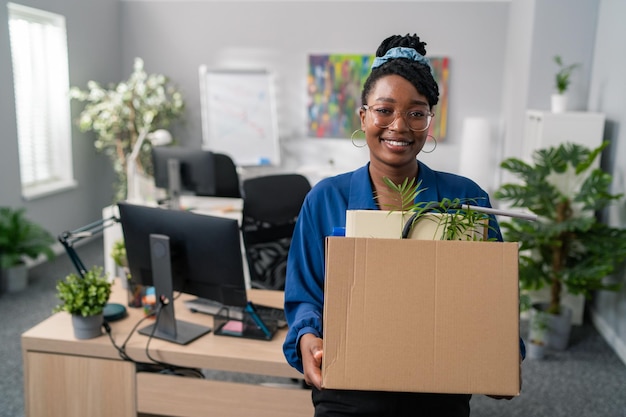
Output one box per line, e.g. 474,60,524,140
495,141,626,349
54,266,112,339
0,207,55,292
378,177,496,241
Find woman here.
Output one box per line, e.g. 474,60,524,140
283,33,516,416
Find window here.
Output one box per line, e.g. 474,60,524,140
7,3,75,199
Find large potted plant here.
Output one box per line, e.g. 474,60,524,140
53,266,112,339
70,58,185,202
495,141,626,349
0,207,55,292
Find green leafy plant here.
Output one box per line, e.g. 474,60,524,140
379,177,493,241
110,239,127,268
495,141,626,315
554,55,579,94
54,266,112,317
70,58,185,202
0,207,55,269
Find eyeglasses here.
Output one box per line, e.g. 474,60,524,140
362,104,434,132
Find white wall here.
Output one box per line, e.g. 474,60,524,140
588,0,626,365
119,1,510,184
0,0,121,239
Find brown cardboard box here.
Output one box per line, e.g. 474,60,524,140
322,237,520,396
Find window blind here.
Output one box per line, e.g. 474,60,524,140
8,3,74,198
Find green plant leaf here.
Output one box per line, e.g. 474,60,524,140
496,141,625,313
53,266,112,317
553,55,580,94
379,178,494,241
0,207,55,269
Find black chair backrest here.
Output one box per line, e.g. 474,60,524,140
241,173,311,289
209,153,241,198
242,174,311,224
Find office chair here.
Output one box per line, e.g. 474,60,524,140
241,173,312,290
209,153,242,198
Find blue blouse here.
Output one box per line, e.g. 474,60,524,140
282,161,505,373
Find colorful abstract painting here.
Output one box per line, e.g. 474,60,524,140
307,54,449,141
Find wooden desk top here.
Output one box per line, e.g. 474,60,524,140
22,279,301,379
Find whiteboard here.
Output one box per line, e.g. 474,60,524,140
199,66,280,166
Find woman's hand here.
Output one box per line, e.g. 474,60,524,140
300,333,324,390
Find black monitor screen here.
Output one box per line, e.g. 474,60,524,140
117,202,247,307
152,147,216,196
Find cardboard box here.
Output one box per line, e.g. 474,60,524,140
345,210,486,240
322,237,520,396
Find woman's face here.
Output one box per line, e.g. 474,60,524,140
360,74,431,170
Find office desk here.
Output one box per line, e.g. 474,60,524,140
21,279,312,417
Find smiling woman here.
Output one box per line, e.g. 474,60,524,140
282,33,515,417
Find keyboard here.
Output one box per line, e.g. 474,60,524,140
185,297,287,328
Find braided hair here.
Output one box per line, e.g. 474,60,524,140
361,34,440,108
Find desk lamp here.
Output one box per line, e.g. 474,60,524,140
126,128,173,203
58,216,127,322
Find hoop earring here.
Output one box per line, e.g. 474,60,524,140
421,135,437,154
351,129,367,148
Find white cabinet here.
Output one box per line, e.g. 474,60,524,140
522,110,606,161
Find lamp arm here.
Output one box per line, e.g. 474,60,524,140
58,216,120,278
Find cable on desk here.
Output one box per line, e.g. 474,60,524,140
103,312,157,365
143,297,204,378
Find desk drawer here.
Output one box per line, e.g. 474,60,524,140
137,372,312,417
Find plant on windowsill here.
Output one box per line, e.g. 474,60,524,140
0,207,55,293
53,266,112,339
69,57,185,202
551,55,579,113
495,141,626,349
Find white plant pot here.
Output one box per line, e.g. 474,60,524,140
551,93,568,113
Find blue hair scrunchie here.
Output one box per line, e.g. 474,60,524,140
371,47,432,73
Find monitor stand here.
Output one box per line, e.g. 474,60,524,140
138,234,211,345
167,158,181,210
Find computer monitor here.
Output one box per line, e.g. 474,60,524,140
117,202,248,344
152,147,217,198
